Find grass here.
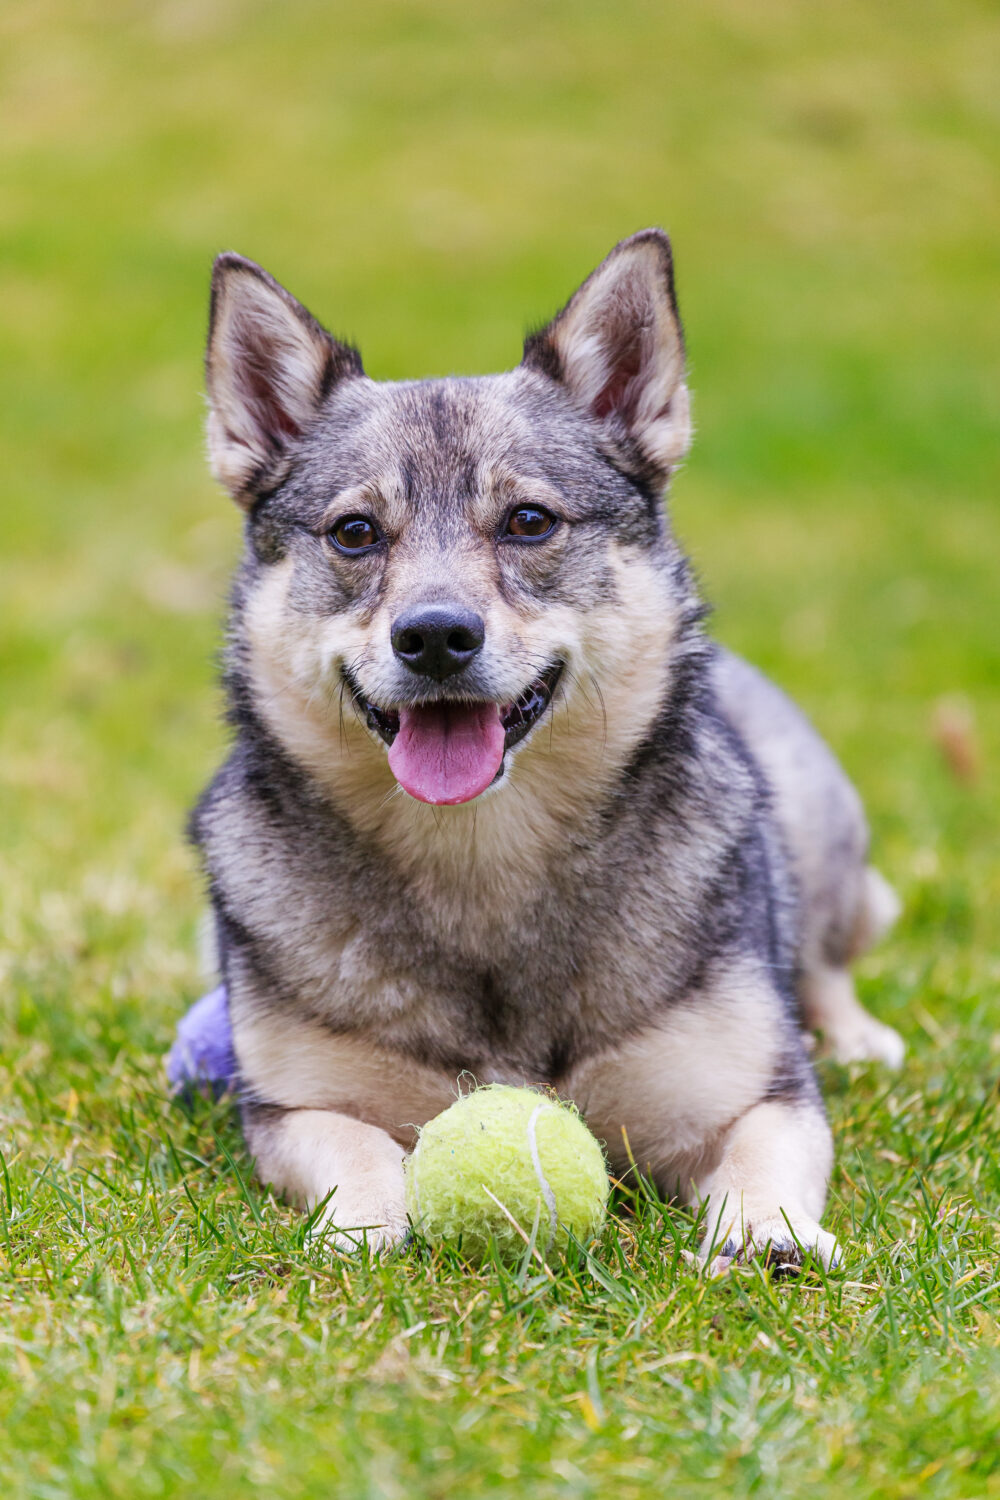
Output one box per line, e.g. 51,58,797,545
1,0,999,1494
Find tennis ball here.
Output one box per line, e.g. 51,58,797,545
404,1084,609,1262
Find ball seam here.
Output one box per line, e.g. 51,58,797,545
409,1138,423,1228
527,1103,559,1252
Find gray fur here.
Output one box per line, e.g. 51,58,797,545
190,231,901,1264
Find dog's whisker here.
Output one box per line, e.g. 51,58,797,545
587,670,609,756
337,676,350,754
373,780,406,814
254,681,298,713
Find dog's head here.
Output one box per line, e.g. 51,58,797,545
206,232,697,814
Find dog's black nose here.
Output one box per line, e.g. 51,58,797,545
391,605,485,681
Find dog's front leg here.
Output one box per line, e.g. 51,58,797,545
242,1102,409,1252
564,964,840,1274
693,1097,839,1273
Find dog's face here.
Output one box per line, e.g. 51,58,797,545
206,233,694,813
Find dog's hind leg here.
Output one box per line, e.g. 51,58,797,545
800,867,904,1068
800,965,904,1067
694,1097,840,1275
242,1103,409,1253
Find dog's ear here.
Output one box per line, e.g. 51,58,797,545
522,229,691,490
205,254,364,505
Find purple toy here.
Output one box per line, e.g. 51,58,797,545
166,985,238,1097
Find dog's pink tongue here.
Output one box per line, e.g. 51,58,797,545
388,702,505,805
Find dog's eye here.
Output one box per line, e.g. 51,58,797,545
329,515,381,553
504,505,558,540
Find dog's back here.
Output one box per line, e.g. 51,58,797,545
712,649,902,1064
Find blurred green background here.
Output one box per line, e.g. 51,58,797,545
2,0,998,982
1,2,998,1495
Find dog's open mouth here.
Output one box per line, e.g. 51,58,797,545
345,661,564,806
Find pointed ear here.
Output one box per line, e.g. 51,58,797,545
205,253,363,505
522,229,691,489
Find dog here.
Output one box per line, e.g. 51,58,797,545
190,229,903,1268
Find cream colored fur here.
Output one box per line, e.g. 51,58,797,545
562,961,784,1181
696,1101,838,1273
250,1108,409,1252
237,1011,461,1147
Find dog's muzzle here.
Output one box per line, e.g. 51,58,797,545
344,660,564,805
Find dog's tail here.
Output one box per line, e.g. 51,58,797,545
849,866,902,959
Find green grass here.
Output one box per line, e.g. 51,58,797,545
1,0,999,1494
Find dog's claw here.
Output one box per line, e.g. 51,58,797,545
701,1219,840,1278
307,1209,410,1258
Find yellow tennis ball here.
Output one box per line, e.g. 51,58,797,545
404,1084,610,1262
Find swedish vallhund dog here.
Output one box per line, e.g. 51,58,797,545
191,229,903,1270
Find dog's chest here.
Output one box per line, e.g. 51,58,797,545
275,834,694,1079
208,750,722,1078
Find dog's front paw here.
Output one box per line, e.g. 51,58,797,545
309,1191,410,1255
822,1014,905,1069
702,1215,841,1278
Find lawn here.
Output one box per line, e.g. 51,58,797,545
1,1,998,1495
